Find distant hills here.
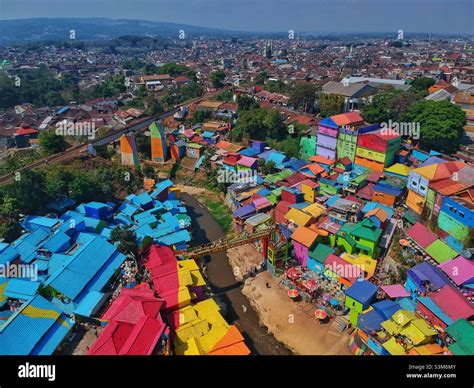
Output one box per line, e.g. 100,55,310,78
0,17,250,45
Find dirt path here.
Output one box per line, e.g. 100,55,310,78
243,272,352,355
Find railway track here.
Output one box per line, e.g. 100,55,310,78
0,88,228,185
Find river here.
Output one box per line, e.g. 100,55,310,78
182,193,291,355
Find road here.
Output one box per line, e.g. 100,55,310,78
182,193,291,355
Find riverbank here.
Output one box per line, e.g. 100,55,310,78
182,193,291,355
243,272,352,355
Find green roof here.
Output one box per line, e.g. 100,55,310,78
264,169,293,184
446,319,474,355
348,219,382,242
425,239,458,264
308,243,334,263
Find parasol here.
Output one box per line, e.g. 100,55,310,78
399,239,410,247
315,309,327,320
288,289,299,299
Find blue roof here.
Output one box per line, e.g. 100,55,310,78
45,234,124,301
21,216,61,232
371,300,401,320
407,262,449,292
41,231,71,253
345,280,378,305
0,244,19,265
157,230,191,246
239,147,260,157
357,309,385,333
320,117,338,128
152,179,174,199
13,228,50,263
118,202,140,217
0,295,73,355
4,279,41,300
373,183,402,197
131,192,154,208
203,131,215,138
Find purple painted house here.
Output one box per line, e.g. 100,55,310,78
316,117,338,160
291,226,319,267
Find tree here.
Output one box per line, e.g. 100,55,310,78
404,100,466,154
290,83,318,113
361,90,422,123
0,220,22,243
4,170,46,214
142,164,156,179
235,108,286,141
110,226,138,256
191,110,211,124
136,133,151,159
236,95,259,111
261,160,277,175
39,129,69,156
210,70,226,88
44,166,73,200
254,71,268,86
319,93,345,116
410,77,435,94
68,173,98,203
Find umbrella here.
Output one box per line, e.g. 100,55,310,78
288,289,299,299
399,239,410,247
322,293,330,301
315,309,327,320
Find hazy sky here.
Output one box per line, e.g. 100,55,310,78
0,0,473,34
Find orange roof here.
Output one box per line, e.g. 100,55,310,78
414,161,465,181
365,208,389,222
308,155,334,165
216,140,232,150
291,226,319,247
303,163,325,175
209,326,251,355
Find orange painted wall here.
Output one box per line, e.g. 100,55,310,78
355,156,384,172
406,189,425,214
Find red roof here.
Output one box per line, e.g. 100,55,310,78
429,285,474,321
406,222,438,249
15,127,37,136
89,285,166,355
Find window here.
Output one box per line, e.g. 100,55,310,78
459,212,465,219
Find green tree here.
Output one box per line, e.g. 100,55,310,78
236,95,259,111
110,226,138,256
4,170,46,214
290,83,318,113
210,70,226,88
404,100,466,154
39,129,69,156
254,71,268,86
319,93,345,116
410,77,436,94
0,220,22,243
361,90,422,123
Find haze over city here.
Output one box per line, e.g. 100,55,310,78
0,0,473,34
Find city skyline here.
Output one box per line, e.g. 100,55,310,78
0,0,473,35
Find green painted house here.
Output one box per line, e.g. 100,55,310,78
336,218,382,258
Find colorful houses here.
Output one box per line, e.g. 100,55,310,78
345,280,378,326
356,131,401,172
